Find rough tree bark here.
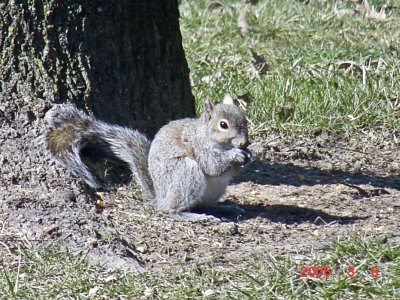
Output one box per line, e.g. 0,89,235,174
0,0,195,134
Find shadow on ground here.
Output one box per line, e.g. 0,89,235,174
195,201,366,224
238,203,366,224
236,160,399,191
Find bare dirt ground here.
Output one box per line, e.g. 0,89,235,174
1,99,399,276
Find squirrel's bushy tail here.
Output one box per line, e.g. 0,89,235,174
43,104,154,201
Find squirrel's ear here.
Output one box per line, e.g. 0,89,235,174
222,94,235,105
201,99,214,122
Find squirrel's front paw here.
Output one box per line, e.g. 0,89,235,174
230,148,252,166
241,148,252,165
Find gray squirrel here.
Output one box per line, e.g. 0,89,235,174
43,96,251,219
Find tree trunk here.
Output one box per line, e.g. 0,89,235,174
0,0,195,135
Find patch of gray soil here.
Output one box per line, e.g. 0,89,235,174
1,96,399,274
0,97,143,271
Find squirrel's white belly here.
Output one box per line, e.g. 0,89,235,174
202,174,232,205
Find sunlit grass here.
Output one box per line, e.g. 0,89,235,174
1,235,399,299
180,0,400,134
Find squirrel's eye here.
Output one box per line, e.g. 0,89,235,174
219,121,229,129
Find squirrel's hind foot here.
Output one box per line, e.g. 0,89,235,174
176,203,246,222
176,212,223,222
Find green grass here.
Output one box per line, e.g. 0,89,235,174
0,250,144,299
1,235,399,299
180,0,400,134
